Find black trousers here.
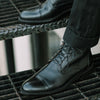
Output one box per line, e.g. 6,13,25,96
63,0,100,49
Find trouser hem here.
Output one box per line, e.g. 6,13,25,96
63,27,99,49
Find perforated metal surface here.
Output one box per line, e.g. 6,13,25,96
0,0,69,40
0,54,100,100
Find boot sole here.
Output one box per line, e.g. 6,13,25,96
20,62,95,96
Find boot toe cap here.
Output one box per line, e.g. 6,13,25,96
22,77,47,92
20,6,41,19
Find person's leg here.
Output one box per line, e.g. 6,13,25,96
20,0,99,96
64,0,100,49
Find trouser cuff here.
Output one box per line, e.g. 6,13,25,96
63,27,99,49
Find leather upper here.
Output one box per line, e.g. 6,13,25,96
19,0,73,23
22,43,92,92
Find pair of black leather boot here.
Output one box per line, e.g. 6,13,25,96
19,0,94,96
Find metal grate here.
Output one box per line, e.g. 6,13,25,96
0,54,100,100
0,0,42,27
0,0,71,40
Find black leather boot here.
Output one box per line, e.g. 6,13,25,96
20,42,94,96
19,0,73,24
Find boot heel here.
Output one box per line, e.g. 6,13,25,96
79,65,95,82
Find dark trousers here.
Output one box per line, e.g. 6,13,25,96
63,0,100,49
